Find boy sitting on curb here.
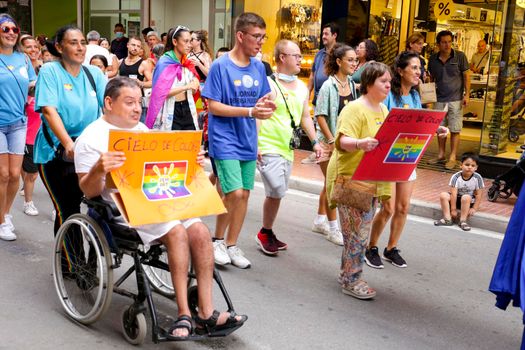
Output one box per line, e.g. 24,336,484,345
434,153,484,231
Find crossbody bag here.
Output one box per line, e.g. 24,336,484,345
270,75,302,150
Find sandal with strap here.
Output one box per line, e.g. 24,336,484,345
342,280,376,300
459,221,471,231
434,218,453,226
195,310,248,336
167,315,194,341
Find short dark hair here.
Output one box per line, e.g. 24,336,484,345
215,46,229,58
234,12,266,33
115,23,124,29
104,76,141,100
160,32,167,40
436,30,453,44
325,43,354,76
141,27,153,35
90,54,108,68
360,61,391,95
322,22,339,38
361,39,379,62
461,152,479,164
45,25,82,58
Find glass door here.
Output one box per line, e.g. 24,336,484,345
88,0,143,41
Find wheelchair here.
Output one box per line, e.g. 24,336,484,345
52,196,242,345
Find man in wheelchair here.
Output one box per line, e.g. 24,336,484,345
73,77,246,340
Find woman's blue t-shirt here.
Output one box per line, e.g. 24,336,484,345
34,62,106,164
384,89,422,110
202,54,271,161
0,51,37,126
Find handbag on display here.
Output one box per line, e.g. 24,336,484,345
418,82,437,104
331,174,377,211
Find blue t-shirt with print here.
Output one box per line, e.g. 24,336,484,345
0,52,36,126
202,54,271,161
384,90,422,110
34,62,106,164
312,48,328,105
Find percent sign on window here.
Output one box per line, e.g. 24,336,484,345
434,0,454,20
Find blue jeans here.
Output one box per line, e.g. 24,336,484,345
0,120,27,155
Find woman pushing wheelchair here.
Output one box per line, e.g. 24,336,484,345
73,76,246,340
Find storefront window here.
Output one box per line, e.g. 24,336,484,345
0,0,31,33
480,1,524,161
89,0,142,41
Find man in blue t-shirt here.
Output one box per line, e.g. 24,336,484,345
307,22,339,106
202,12,275,269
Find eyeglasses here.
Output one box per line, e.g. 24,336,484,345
243,32,268,43
282,53,303,60
172,25,189,39
1,26,19,34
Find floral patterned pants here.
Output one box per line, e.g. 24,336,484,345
337,200,377,287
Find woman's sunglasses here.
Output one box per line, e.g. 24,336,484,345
1,26,20,34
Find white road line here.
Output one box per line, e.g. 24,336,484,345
269,182,504,240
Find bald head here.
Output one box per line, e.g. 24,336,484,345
274,39,302,75
477,40,487,54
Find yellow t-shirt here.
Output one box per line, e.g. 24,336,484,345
326,98,392,208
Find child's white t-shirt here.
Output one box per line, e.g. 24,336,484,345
449,171,484,201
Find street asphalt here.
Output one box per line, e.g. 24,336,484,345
0,180,521,349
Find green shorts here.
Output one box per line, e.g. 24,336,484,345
214,159,256,194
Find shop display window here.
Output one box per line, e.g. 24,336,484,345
0,0,31,33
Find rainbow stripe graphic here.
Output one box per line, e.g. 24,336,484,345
384,133,430,164
142,161,191,201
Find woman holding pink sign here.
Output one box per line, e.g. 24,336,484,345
366,51,448,270
325,62,392,300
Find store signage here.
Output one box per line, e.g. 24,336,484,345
434,0,454,20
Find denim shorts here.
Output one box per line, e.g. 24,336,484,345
0,120,27,155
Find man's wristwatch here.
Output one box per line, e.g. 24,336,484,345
311,139,319,147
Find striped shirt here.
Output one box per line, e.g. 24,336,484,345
449,171,484,198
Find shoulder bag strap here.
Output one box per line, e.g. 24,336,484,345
82,65,97,92
270,74,297,130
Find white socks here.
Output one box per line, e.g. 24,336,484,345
314,214,327,225
328,220,339,231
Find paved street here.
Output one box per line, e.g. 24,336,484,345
0,180,522,349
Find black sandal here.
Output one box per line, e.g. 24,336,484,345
167,315,194,341
195,310,247,335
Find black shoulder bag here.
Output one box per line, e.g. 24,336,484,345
42,66,97,161
270,75,302,150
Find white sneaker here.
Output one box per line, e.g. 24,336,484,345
312,221,330,235
0,223,16,241
4,214,14,231
326,228,344,246
23,201,39,216
227,246,251,269
213,240,231,265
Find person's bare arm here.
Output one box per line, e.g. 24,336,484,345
300,98,321,158
208,94,276,120
78,151,126,198
167,78,199,97
139,61,154,89
450,187,458,218
41,106,75,159
316,115,333,142
339,135,378,152
470,188,483,215
307,71,314,101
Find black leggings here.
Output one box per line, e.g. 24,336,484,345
38,158,83,235
172,99,196,130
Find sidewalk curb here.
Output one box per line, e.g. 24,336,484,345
205,161,509,234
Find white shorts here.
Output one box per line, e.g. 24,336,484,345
114,216,202,246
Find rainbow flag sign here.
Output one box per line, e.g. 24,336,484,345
383,133,431,164
108,130,226,226
352,108,446,182
142,161,191,201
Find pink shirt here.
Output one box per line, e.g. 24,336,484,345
25,96,41,145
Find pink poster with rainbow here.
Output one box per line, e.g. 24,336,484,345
352,108,447,182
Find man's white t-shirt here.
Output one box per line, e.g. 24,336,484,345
83,44,112,66
74,117,200,246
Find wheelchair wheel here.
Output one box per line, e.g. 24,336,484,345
53,214,113,324
487,185,500,202
121,305,147,345
188,285,199,318
142,246,176,298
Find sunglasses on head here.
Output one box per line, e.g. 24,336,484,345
1,26,19,34
172,25,189,39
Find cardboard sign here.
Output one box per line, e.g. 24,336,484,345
351,108,447,182
108,130,226,226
